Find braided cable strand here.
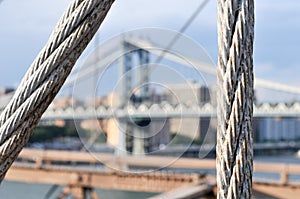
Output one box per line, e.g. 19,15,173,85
0,0,110,140
0,0,115,181
17,0,84,88
0,0,103,126
217,0,254,198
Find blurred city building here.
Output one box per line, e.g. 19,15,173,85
0,87,15,95
164,81,216,143
256,117,300,142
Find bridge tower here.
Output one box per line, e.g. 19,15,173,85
119,40,133,107
137,49,150,100
117,38,151,156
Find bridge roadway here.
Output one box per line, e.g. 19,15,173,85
4,149,300,199
2,92,300,119
1,93,300,121
41,102,300,119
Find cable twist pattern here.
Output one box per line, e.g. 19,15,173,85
217,0,254,198
0,0,115,181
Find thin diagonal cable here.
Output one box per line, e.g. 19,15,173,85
133,0,211,90
70,0,209,163
65,0,210,92
44,184,59,199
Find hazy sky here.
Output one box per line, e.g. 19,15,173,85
0,0,299,100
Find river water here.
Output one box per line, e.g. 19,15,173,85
1,154,299,199
0,181,157,199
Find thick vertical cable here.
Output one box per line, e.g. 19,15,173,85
216,0,255,198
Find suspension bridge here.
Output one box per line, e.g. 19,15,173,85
1,36,300,119
1,36,300,198
1,36,300,151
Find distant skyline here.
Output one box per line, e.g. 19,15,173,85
0,0,299,101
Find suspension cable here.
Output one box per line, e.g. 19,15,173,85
133,0,211,90
216,0,255,198
0,0,115,182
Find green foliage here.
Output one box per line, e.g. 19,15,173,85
29,125,79,143
29,125,107,144
170,133,201,146
95,132,107,143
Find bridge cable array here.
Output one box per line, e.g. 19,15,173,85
135,0,211,90
0,0,115,181
216,0,255,198
0,1,256,198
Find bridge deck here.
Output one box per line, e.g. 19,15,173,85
4,149,300,198
148,183,215,199
6,164,206,193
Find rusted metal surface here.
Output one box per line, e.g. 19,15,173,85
5,149,300,198
253,183,300,199
6,165,205,193
17,148,216,170
148,183,215,199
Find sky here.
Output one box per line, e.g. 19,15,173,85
0,0,299,101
